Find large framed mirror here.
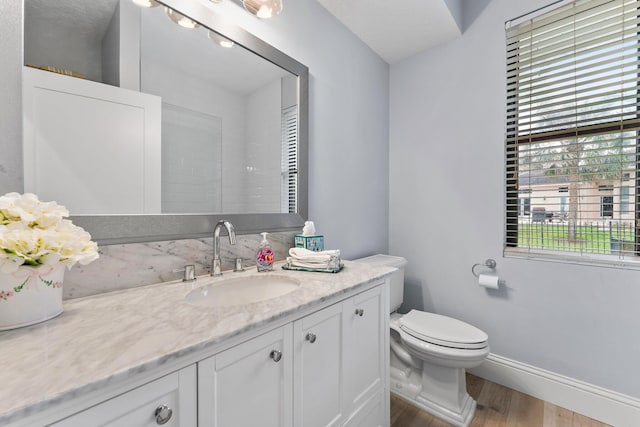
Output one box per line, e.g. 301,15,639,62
22,0,308,244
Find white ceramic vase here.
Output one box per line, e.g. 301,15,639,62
0,264,65,331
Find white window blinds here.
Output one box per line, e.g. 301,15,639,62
505,0,640,260
281,105,298,214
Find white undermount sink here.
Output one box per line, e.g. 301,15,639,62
184,274,301,307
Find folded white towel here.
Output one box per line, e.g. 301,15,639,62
289,247,341,263
286,256,341,270
286,258,329,269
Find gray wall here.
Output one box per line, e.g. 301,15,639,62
157,0,391,257
390,0,640,398
0,0,389,258
0,0,23,193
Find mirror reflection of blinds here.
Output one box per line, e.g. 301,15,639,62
281,105,298,214
505,0,640,260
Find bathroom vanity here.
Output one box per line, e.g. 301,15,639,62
0,261,392,427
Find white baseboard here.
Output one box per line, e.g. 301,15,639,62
468,353,640,427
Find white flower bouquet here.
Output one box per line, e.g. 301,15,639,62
0,192,99,274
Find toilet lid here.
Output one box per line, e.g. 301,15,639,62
399,310,488,350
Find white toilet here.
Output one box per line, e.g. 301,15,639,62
356,254,489,427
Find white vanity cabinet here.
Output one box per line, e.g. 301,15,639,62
293,302,345,427
3,277,389,427
342,286,386,423
342,389,386,427
49,366,197,427
293,284,386,427
197,283,388,427
198,325,293,427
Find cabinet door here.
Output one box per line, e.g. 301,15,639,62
342,389,385,427
343,286,385,416
198,325,293,427
49,366,197,427
22,66,162,215
293,303,344,427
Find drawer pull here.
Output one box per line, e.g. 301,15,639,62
155,404,173,425
306,333,317,343
270,350,282,362
355,308,364,317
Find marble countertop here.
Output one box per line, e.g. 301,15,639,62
0,260,393,424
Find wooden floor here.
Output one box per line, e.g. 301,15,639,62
390,374,611,427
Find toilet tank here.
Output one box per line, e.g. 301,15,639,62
355,254,407,312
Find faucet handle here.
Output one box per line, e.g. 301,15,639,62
182,264,196,282
233,258,245,272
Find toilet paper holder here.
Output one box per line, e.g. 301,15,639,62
471,259,497,278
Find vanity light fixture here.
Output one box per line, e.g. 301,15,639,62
131,0,159,7
208,31,235,48
149,0,282,20
242,0,283,19
165,7,200,29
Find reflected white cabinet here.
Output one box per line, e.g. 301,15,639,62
49,366,197,427
198,325,293,427
22,66,162,215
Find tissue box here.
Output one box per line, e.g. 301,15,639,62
295,234,324,252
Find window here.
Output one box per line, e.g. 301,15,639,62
560,196,568,214
281,105,298,214
505,0,639,261
601,195,614,217
519,197,531,216
621,186,631,213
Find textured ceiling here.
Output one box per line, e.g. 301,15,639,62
26,0,119,43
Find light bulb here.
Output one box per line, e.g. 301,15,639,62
165,7,200,29
131,0,159,7
242,0,283,19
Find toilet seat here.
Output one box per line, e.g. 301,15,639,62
399,310,488,350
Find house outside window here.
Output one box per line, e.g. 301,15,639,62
505,0,639,262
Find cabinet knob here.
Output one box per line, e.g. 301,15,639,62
355,308,364,317
305,332,317,343
155,404,173,425
270,349,282,362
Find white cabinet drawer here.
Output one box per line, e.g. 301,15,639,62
49,366,196,427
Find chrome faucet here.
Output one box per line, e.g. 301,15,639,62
212,220,236,277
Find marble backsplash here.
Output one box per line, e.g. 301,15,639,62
63,231,297,300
